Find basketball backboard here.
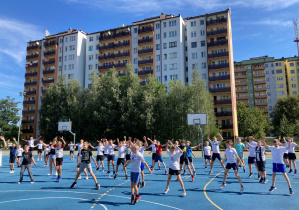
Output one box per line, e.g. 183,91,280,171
58,121,72,132
187,113,207,125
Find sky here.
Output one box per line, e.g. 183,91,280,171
0,0,299,105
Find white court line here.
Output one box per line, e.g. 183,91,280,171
0,190,181,209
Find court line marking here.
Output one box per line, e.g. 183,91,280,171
203,171,223,210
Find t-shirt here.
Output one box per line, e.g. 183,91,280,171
139,146,145,156
178,145,190,159
95,145,105,155
28,140,35,147
104,146,109,154
107,144,116,155
55,145,64,158
130,152,144,173
234,143,245,154
225,148,237,164
150,144,156,153
44,147,50,154
187,147,192,158
255,146,266,162
9,146,17,156
76,143,83,152
37,143,43,150
287,142,297,154
268,146,286,164
69,144,74,151
125,147,131,156
204,146,211,156
49,144,56,155
246,142,258,157
116,146,126,158
81,149,92,163
155,144,162,154
209,140,221,153
17,148,24,157
283,143,289,154
166,150,182,170
22,152,32,165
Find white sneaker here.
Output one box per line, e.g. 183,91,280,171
18,182,21,184
164,187,169,194
240,186,244,194
41,159,43,161
30,181,34,184
12,170,15,173
219,183,226,188
47,173,51,176
85,177,89,180
182,189,186,196
9,171,12,173
78,176,82,180
55,172,58,176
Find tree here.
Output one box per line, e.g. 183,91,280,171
0,96,20,139
275,114,294,137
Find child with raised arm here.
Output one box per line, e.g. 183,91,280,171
286,137,298,174
21,136,42,153
164,141,186,196
105,139,116,174
219,140,245,194
263,139,293,194
244,136,259,178
178,140,195,181
114,139,128,180
255,137,268,183
90,140,105,172
234,137,246,172
67,141,76,160
36,140,44,161
55,136,66,182
183,141,200,176
280,137,289,168
124,144,152,205
18,145,37,184
207,131,225,175
42,138,57,176
6,138,17,173
16,144,24,168
148,139,160,170
44,145,49,166
147,137,168,174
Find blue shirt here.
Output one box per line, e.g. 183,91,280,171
234,143,245,154
10,147,17,156
187,148,192,157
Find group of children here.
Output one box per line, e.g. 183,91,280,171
0,132,297,205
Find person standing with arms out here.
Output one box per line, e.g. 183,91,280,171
114,139,128,180
219,140,245,193
286,137,298,174
207,131,225,175
183,141,200,176
234,137,246,172
147,137,168,175
105,139,116,174
6,138,17,173
254,138,268,183
36,140,44,161
263,139,293,194
16,144,24,168
75,139,88,180
244,136,259,178
148,139,160,170
66,141,76,160
44,145,50,166
89,140,105,172
18,145,37,184
21,136,42,153
55,136,66,182
42,138,58,176
204,141,212,170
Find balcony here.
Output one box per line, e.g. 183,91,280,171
255,95,267,99
25,72,37,77
253,66,264,70
235,82,247,86
25,90,36,95
98,64,114,70
138,26,154,34
22,119,34,124
208,51,228,58
208,63,229,69
114,62,127,68
115,51,130,58
22,128,34,133
138,69,153,76
25,63,38,68
42,79,54,84
215,112,232,117
235,75,247,79
115,41,130,48
23,100,35,105
138,37,153,44
236,89,248,93
207,18,227,25
254,81,266,85
27,45,39,50
237,96,248,100
42,89,47,94
209,87,231,93
44,41,56,47
99,54,115,60
115,31,130,38
209,75,230,81
138,59,153,65
26,54,39,59
138,48,153,54
207,28,227,36
44,50,56,56
99,34,114,40
43,60,55,65
22,110,35,114
214,99,232,105
24,81,37,86
255,87,266,92
235,68,246,73
253,73,265,78
218,124,233,129
99,44,115,50
207,39,228,47
43,69,55,75
256,102,267,106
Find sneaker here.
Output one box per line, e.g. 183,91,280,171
18,182,21,184
70,182,77,189
239,165,241,168
289,187,294,195
263,179,268,184
258,174,261,179
158,166,161,170
78,176,82,180
114,174,118,179
289,169,293,173
205,166,207,169
193,171,196,176
209,171,212,175
30,181,34,184
249,172,253,177
219,183,226,188
55,172,58,176
269,186,276,192
259,177,263,183
106,171,110,174
134,195,141,204
96,167,100,171
295,169,297,174
243,167,246,173
47,173,51,176
131,195,135,205
9,170,12,174
141,182,145,188
164,187,169,194
165,170,167,175
240,186,244,194
183,170,186,176
182,189,186,196
56,176,60,182
125,174,128,180
85,177,88,180
192,176,194,182
286,165,289,168
102,169,104,172
96,183,100,190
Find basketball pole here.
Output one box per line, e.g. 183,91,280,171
68,131,76,145
198,124,203,158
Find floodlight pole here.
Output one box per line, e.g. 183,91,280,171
198,124,203,158
68,131,76,145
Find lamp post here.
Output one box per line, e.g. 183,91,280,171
17,91,26,145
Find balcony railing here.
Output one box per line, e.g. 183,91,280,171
99,31,131,40
115,41,130,48
235,75,247,79
215,112,232,117
43,69,55,75
253,73,265,78
140,81,148,86
256,102,267,106
24,81,37,86
27,45,39,50
207,18,227,25
138,59,153,65
22,110,35,114
42,89,47,94
23,100,35,105
218,124,233,129
214,99,232,105
208,63,229,69
44,41,57,47
99,44,115,50
209,87,231,93
255,87,266,92
22,119,34,124
138,37,153,44
208,39,228,47
209,75,230,81
25,63,38,68
22,128,34,133
98,64,114,70
118,72,126,76
42,79,54,84
25,72,37,77
235,82,247,86
26,54,39,59
43,60,55,65
138,48,153,54
236,89,248,93
44,50,56,56
237,96,248,100
138,69,153,76
254,81,266,85
25,90,36,95
208,51,229,58
114,63,127,68
138,26,154,33
99,54,115,60
255,95,267,99
115,51,130,58
235,68,246,73
253,66,264,70
207,28,227,36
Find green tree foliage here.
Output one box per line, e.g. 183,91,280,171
39,65,218,144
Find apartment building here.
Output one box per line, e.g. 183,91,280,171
22,9,238,139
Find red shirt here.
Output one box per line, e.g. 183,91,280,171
155,144,162,154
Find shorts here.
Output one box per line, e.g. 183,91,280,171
212,153,222,161
273,163,286,173
17,156,22,159
38,149,43,154
248,156,256,164
79,162,93,173
152,153,156,160
107,154,115,161
188,156,193,163
50,154,56,159
154,154,164,163
131,172,140,184
180,157,189,165
9,155,16,163
56,158,63,166
257,161,266,171
104,154,108,157
237,152,244,159
70,151,74,155
45,154,49,158
283,153,288,159
97,155,105,161
288,153,296,160
226,163,238,170
117,158,126,166
204,155,211,160
169,168,180,175
140,162,144,171
125,154,131,161
29,147,34,152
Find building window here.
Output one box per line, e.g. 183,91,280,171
291,77,296,81
134,28,137,33
59,57,62,62
191,42,197,48
278,91,284,95
291,70,295,74
69,45,75,51
164,54,167,60
272,70,275,74
192,53,197,59
88,46,93,51
170,52,177,59
88,64,93,70
276,62,281,66
293,91,297,95
156,65,161,71
64,56,67,61
170,63,177,70
156,55,160,61
265,64,268,67
59,66,62,71
156,34,160,40
134,48,137,54
202,62,206,68
266,71,269,75
134,38,138,43
96,35,100,41
96,45,99,50
276,69,282,74
69,55,75,60
65,46,67,52
191,21,196,27
163,32,167,38
269,106,272,111
68,64,74,70
70,36,75,41
68,74,74,79
64,65,67,70
200,20,204,25
156,44,160,50
89,55,93,60
59,47,62,52
163,43,167,49
88,84,92,89
201,40,205,47
169,41,177,48
201,52,206,57
156,76,161,82
134,58,138,64
200,30,205,36
164,64,167,71
164,76,168,82
202,74,207,79
169,31,177,37
89,37,94,42
290,63,294,67
156,23,160,29
163,22,166,28
169,20,176,27
191,32,196,37
95,64,98,69
59,38,63,43
277,77,283,81
292,84,297,88
192,63,198,69
170,74,178,80
65,37,68,42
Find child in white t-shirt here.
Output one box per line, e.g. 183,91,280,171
204,141,212,170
